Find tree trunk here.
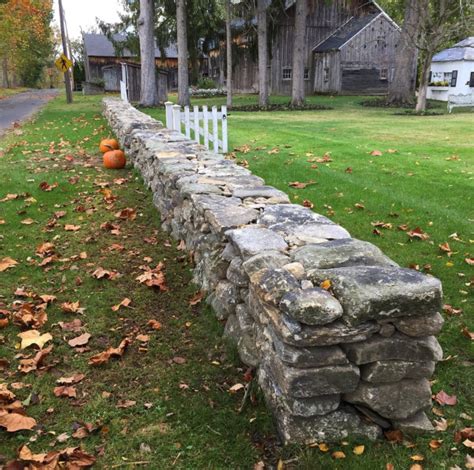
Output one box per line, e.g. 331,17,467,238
387,0,419,106
291,0,307,107
225,0,232,108
415,51,433,112
176,0,190,106
138,0,158,106
257,0,269,108
2,57,9,88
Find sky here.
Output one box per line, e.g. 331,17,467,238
52,0,126,41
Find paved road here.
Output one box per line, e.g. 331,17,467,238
0,89,59,135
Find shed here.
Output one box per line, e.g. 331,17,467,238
427,37,474,101
313,9,400,94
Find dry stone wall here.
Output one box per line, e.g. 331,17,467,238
103,98,444,444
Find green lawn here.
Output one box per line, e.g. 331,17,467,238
0,93,472,469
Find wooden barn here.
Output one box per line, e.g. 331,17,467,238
83,33,179,90
210,0,403,95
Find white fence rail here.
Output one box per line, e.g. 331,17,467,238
165,101,228,154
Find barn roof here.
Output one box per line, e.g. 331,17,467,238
313,12,381,52
432,37,474,62
83,33,178,59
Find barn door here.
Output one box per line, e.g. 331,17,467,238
313,52,341,94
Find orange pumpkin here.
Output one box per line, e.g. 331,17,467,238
103,150,126,169
99,138,120,153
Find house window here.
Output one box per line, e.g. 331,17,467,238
450,70,458,87
304,67,310,80
323,67,329,83
282,67,292,80
379,68,388,80
443,71,452,84
470,72,474,87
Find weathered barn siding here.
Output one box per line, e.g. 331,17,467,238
270,0,359,95
233,50,259,92
339,14,398,93
313,51,341,93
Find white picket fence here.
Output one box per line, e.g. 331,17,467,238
165,101,228,154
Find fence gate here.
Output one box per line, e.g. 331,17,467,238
165,102,228,154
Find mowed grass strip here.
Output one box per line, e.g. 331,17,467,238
0,93,472,469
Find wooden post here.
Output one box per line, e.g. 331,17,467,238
184,106,191,138
193,105,200,143
212,106,219,153
58,0,73,104
165,102,174,128
221,105,228,153
172,104,181,132
203,105,209,149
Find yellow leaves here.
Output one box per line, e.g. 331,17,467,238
64,224,81,231
0,257,18,272
331,451,346,459
111,298,132,312
353,445,365,455
229,383,245,393
17,330,52,349
320,279,332,290
428,439,443,450
318,443,329,452
61,301,84,314
410,454,424,462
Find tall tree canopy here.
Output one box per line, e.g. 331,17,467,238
0,0,53,87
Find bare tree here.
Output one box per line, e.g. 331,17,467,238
226,0,233,108
414,0,472,112
138,0,158,106
387,0,419,106
257,0,269,107
176,0,190,106
291,0,307,107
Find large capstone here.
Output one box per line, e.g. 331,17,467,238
292,239,397,269
307,266,442,326
264,355,360,398
279,288,343,325
342,333,443,364
360,360,436,383
226,227,288,259
344,379,432,420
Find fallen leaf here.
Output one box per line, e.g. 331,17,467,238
147,319,162,330
136,334,149,343
0,257,18,272
370,150,383,156
21,218,36,225
463,439,474,449
136,263,167,290
288,181,316,189
53,386,77,398
57,374,85,385
68,333,91,348
92,267,119,280
188,291,203,306
434,417,448,431
111,298,131,312
461,327,474,341
88,338,130,366
429,439,443,450
229,383,245,393
115,207,137,220
408,227,430,241
0,410,37,432
172,356,186,365
65,224,81,231
435,390,457,406
303,199,314,208
410,454,424,461
320,279,332,290
332,451,346,459
18,330,53,349
439,242,453,256
354,202,365,209
117,399,136,408
353,445,365,455
39,181,58,191
61,301,84,314
18,346,53,373
385,429,404,443
319,443,329,452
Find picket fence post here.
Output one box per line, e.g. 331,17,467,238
193,106,200,143
203,105,209,149
221,105,228,154
165,101,173,129
172,104,181,132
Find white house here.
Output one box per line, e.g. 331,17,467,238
427,37,474,102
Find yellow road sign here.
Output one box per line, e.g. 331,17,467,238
55,54,73,73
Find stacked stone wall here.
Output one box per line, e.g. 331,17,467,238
103,98,444,443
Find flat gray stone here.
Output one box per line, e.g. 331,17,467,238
226,227,288,259
292,239,397,269
344,379,432,420
226,258,249,286
285,224,351,245
208,281,239,320
233,186,290,202
342,333,443,364
360,360,436,383
393,312,445,337
280,288,343,326
250,268,300,306
265,355,360,398
250,290,379,346
270,331,349,368
308,266,443,326
391,411,434,434
242,251,290,276
282,262,305,280
258,367,340,417
258,204,335,230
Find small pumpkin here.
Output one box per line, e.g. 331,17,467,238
103,150,126,169
99,138,120,153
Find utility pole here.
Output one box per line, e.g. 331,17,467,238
58,0,73,103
